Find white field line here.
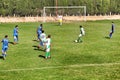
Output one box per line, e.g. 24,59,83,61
0,62,120,72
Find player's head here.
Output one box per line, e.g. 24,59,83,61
48,35,51,38
15,25,18,28
40,24,43,27
5,35,8,38
112,22,114,23
80,25,82,28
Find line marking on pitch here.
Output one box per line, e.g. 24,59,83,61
0,62,120,72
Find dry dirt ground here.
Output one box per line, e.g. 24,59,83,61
0,15,120,23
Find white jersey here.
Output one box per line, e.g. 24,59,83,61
45,38,51,52
46,38,51,46
58,15,62,21
40,33,46,42
80,28,85,36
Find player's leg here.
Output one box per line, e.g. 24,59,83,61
37,34,40,41
47,48,51,58
45,46,50,59
37,41,43,49
59,21,60,26
60,20,62,26
16,35,18,42
77,37,82,42
77,34,83,42
45,49,49,59
109,32,113,38
48,52,51,58
45,52,49,59
38,40,45,50
2,47,7,60
14,36,17,44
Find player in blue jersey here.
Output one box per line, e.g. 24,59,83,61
1,35,9,60
37,24,43,41
109,22,115,38
13,25,19,44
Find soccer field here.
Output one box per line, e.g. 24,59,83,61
0,20,120,80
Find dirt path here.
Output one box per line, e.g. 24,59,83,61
0,15,120,23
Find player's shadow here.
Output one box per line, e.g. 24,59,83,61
32,40,39,42
32,45,45,52
9,42,14,45
34,48,45,52
38,55,45,59
105,36,110,39
32,45,38,48
0,56,3,59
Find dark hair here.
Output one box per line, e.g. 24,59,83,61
5,35,8,38
48,35,51,38
15,25,18,28
80,25,82,28
42,30,44,33
40,24,42,26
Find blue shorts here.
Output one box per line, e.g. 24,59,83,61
37,34,40,39
2,46,8,52
40,41,43,46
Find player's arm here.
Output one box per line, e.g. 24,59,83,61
17,29,19,33
1,39,3,42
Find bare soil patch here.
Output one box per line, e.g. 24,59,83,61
0,15,120,23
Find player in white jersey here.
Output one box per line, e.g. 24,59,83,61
38,30,46,49
80,26,85,36
45,35,51,59
75,25,85,43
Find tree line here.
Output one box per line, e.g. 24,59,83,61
0,0,119,16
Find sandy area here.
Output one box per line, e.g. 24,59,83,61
0,15,120,23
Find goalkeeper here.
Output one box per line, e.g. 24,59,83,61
58,15,63,26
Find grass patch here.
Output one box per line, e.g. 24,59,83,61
0,20,120,80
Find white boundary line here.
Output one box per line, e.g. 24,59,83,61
0,63,120,72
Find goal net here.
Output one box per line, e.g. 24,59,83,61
43,6,86,22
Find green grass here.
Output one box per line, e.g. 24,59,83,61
0,20,120,80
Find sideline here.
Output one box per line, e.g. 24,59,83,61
0,62,120,72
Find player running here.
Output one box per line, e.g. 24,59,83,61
109,22,115,38
75,25,85,43
36,24,43,41
1,35,9,60
38,30,46,49
13,25,19,44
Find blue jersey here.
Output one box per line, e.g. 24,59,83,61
37,26,42,34
13,28,18,36
2,38,9,48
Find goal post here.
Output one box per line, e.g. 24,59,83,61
43,6,86,22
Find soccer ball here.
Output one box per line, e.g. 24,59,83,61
74,40,78,43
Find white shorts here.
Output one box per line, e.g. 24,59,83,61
14,36,17,40
79,34,82,37
46,48,50,52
